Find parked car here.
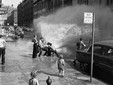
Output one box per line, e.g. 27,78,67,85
15,27,24,38
75,40,113,74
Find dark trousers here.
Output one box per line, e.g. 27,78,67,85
43,48,59,57
38,47,46,57
0,48,5,64
32,43,39,58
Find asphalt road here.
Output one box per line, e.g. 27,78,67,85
0,31,107,85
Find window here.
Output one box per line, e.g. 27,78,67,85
103,48,113,57
85,0,88,5
94,45,103,55
88,45,103,55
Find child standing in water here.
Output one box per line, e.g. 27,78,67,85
57,54,65,77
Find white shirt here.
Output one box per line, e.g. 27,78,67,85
39,40,45,48
1,29,5,35
0,38,6,48
29,78,39,85
80,41,86,47
58,59,65,67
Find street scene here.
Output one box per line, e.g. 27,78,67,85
0,31,106,85
0,0,113,85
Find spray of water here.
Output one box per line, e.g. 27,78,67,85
33,5,113,57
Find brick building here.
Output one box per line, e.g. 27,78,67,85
6,9,17,26
33,0,73,18
17,0,33,27
0,5,14,26
33,0,113,19
17,0,113,27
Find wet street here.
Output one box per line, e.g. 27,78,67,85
0,32,107,85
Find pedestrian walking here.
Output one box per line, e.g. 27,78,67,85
29,71,39,85
76,38,86,50
46,76,52,85
57,54,65,77
0,35,6,65
32,35,39,58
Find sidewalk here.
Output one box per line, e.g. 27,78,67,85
30,57,107,85
0,41,107,85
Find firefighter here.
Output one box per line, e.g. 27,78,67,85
43,42,59,57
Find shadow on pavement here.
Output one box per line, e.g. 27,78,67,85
37,70,59,77
66,59,113,84
0,65,5,72
21,54,33,58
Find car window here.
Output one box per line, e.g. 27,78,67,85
103,48,113,58
100,46,109,56
88,45,103,55
94,45,103,55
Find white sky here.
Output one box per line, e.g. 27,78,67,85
2,0,22,8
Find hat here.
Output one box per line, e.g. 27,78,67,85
47,42,52,46
80,38,83,41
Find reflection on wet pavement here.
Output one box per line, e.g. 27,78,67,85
0,40,106,85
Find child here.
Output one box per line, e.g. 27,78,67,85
29,71,39,85
57,54,65,77
46,76,52,85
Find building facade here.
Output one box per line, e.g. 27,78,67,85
6,9,17,26
33,0,113,19
0,5,14,26
33,0,73,18
18,0,113,27
17,0,33,27
74,0,113,6
18,2,23,26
